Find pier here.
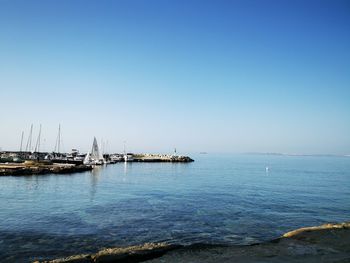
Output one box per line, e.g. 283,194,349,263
132,154,194,163
0,161,92,176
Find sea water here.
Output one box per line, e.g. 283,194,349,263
0,154,349,262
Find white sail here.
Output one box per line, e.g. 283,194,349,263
83,151,90,165
91,137,100,161
90,137,105,165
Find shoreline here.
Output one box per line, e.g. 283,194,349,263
35,222,350,263
0,154,194,176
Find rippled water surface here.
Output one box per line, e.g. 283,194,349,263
1,154,350,262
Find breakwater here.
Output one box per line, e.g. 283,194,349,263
132,154,194,163
0,151,194,164
0,162,92,176
0,151,194,176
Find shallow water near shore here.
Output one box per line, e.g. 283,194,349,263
0,154,349,262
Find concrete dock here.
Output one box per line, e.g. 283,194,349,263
0,162,92,176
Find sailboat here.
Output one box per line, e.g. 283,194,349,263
89,137,105,165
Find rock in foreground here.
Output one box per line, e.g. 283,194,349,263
35,222,350,263
35,243,180,263
148,222,350,263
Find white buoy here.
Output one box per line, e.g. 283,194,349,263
265,166,269,173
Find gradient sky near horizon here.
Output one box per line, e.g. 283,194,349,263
0,0,349,154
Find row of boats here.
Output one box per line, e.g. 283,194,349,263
17,124,133,165
83,137,133,165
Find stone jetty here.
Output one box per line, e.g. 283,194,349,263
35,222,350,263
132,154,194,163
0,161,92,176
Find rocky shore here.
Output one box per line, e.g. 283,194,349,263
0,162,92,176
34,243,180,263
35,222,350,263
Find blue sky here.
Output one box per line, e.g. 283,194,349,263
0,0,349,154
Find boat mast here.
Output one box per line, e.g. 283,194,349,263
58,124,61,153
54,124,61,153
34,124,42,152
25,124,33,152
100,138,104,160
19,131,24,152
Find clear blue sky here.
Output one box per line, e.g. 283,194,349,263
0,0,349,154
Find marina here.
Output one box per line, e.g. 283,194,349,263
0,124,194,176
0,152,194,176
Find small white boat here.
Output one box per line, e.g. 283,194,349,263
123,153,134,162
110,154,123,163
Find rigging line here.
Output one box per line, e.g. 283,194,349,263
20,131,24,152
25,124,33,152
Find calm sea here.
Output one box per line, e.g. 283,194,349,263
0,154,349,262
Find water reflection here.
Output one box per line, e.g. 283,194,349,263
90,167,102,201
24,175,40,191
121,162,134,183
123,161,128,175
